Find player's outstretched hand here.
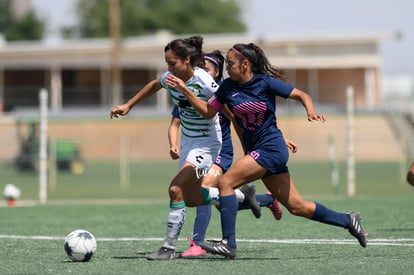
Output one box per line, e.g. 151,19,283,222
308,113,326,122
110,104,130,119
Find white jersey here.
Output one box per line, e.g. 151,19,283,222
160,67,221,139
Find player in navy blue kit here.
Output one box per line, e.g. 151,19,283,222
168,51,292,257
169,43,368,259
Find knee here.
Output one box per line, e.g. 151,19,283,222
202,174,220,188
168,185,182,199
217,178,231,192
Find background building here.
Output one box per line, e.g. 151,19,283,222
0,31,398,114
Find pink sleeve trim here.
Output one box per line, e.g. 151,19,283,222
209,98,223,112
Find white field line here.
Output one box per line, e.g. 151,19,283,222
1,235,414,246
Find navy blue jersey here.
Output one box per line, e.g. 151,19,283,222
171,106,180,118
213,80,233,164
215,112,233,171
218,113,232,154
215,74,294,153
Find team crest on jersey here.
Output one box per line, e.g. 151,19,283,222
188,84,201,95
233,101,267,130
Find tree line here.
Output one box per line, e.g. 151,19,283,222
0,0,245,41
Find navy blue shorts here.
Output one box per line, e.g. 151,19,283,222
214,150,233,173
248,141,289,177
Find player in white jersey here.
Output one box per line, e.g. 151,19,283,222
160,67,222,169
110,36,225,260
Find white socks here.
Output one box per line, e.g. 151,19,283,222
164,207,186,249
207,187,245,206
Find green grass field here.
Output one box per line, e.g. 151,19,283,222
1,161,414,274
1,160,412,201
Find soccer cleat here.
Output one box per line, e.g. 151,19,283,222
146,246,176,260
266,192,283,220
180,238,207,257
239,183,261,218
348,211,368,247
199,239,236,259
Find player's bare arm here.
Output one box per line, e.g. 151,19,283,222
110,79,162,118
168,116,181,160
289,88,326,122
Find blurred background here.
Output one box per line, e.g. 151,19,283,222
0,0,413,204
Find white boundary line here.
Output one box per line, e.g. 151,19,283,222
1,235,414,246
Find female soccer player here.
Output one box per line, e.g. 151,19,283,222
168,50,290,257
110,36,224,260
169,42,368,259
407,161,414,186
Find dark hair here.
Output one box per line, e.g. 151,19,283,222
230,43,286,81
204,50,225,81
164,35,204,68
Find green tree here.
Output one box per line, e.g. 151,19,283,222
63,0,246,38
0,1,44,41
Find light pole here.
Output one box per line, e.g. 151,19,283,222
109,0,122,106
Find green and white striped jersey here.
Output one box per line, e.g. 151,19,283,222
160,67,221,139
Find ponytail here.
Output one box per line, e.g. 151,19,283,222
231,43,286,81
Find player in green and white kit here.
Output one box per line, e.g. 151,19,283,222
160,67,222,170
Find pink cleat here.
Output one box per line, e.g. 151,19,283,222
180,239,207,257
266,192,282,220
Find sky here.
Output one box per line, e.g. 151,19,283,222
32,0,414,75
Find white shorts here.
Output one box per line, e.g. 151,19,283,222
179,135,222,170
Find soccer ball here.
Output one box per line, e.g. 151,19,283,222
64,229,97,262
3,183,21,200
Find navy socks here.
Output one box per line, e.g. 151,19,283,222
192,205,212,245
220,194,238,248
311,202,350,228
